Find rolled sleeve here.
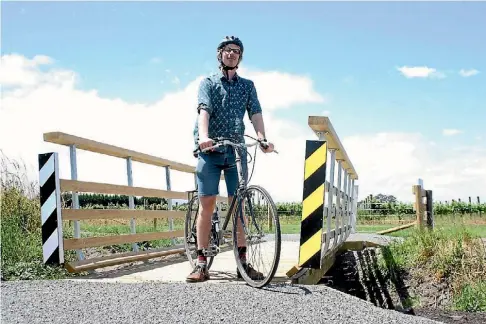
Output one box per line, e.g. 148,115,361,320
246,81,262,119
197,78,213,114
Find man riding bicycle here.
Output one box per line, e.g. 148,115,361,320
187,36,275,283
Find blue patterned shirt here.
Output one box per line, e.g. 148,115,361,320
193,70,263,153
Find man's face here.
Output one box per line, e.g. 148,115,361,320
221,44,241,68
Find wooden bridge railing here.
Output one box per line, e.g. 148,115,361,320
287,116,360,284
38,132,227,273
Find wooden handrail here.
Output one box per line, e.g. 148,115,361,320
307,116,358,180
60,179,228,203
61,209,186,221
44,132,197,173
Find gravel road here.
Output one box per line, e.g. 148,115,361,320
2,280,442,324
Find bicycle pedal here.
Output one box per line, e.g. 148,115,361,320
203,246,220,257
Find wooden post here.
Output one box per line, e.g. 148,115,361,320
425,190,434,230
413,185,424,228
479,197,482,218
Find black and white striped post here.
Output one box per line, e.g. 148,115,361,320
38,152,64,265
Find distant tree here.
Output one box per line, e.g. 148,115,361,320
374,193,397,203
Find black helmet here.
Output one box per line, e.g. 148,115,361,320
217,36,244,53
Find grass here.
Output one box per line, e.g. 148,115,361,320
1,153,78,280
376,225,486,312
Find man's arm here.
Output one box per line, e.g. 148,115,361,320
196,78,214,150
246,81,274,152
198,108,210,139
250,112,266,140
247,81,264,137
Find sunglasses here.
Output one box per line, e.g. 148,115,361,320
223,47,241,54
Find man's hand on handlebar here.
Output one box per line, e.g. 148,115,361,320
259,138,275,153
199,136,214,151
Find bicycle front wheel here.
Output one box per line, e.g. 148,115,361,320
232,185,281,288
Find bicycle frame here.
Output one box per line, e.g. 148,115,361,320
197,137,267,246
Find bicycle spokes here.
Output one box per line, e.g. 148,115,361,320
233,186,281,287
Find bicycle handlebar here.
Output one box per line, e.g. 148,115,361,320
197,137,279,154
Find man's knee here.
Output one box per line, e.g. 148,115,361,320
199,195,217,213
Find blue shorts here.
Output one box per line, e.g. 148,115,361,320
195,146,248,197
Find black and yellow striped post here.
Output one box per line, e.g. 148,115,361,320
298,140,327,269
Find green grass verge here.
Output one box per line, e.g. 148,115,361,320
376,226,486,312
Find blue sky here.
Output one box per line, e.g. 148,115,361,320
2,1,486,202
2,2,486,140
3,1,485,144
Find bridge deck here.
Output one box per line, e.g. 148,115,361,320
70,233,401,284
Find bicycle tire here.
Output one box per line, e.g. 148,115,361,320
232,185,281,288
184,194,214,270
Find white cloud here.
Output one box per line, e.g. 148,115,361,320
459,69,479,77
0,54,322,204
1,54,485,206
238,66,328,110
397,66,446,79
442,128,463,136
343,133,486,203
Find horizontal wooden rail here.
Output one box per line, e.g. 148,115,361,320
43,131,225,180
60,179,228,203
64,229,185,250
308,116,358,180
65,246,187,273
376,221,416,235
45,132,195,173
62,209,186,221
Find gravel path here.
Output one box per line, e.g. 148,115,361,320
1,280,442,324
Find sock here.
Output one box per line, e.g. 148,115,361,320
197,249,207,266
238,246,247,264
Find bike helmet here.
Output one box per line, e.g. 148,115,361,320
217,36,244,53
217,36,244,71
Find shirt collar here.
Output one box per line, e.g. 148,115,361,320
219,68,240,82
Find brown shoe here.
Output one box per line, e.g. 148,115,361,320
186,264,210,283
237,263,264,281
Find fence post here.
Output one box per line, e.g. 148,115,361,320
425,190,434,230
126,157,139,252
351,183,358,233
165,166,175,245
69,144,84,260
38,152,64,265
413,184,424,228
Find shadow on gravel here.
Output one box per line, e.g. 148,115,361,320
261,283,313,295
318,247,415,315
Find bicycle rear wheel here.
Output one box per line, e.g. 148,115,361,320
232,185,281,288
184,194,214,270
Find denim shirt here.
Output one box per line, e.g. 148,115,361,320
193,70,263,154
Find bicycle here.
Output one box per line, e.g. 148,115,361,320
183,135,281,288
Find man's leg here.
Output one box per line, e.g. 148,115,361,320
186,153,221,283
196,195,216,263
227,195,247,262
224,147,262,279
